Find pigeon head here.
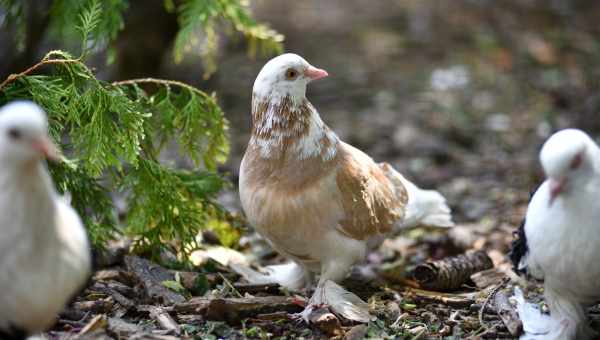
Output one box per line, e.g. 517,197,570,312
252,53,328,102
0,101,60,165
540,129,597,204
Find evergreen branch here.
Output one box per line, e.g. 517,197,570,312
48,0,127,60
75,0,103,58
0,51,83,90
0,1,271,263
113,77,230,170
172,0,283,77
1,48,231,255
112,78,212,99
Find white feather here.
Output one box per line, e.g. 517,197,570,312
380,163,454,229
230,262,311,291
291,110,338,160
521,129,600,339
301,280,373,323
0,101,91,335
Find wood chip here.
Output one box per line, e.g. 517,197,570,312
78,314,108,336
73,298,114,313
124,256,186,305
94,269,136,286
254,311,289,321
128,334,180,340
308,307,343,337
173,296,303,323
92,281,135,309
107,317,139,337
233,282,281,295
494,289,523,336
344,324,368,340
404,287,476,308
470,268,507,289
149,307,181,335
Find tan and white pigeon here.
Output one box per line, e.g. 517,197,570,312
0,101,91,339
239,53,453,321
510,129,600,339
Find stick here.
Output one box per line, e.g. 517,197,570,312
173,296,303,324
404,287,476,308
475,278,508,337
494,287,523,336
149,307,181,335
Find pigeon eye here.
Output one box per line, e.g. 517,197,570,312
7,128,21,140
285,68,298,80
570,152,583,169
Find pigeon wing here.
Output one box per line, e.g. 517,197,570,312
335,142,407,240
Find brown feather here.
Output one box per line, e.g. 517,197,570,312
335,142,408,240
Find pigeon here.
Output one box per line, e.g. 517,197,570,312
0,101,91,339
239,53,454,321
510,129,600,339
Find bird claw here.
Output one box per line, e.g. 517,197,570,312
289,303,329,324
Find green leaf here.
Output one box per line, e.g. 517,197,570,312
76,0,103,57
162,280,188,295
173,0,283,77
191,273,210,296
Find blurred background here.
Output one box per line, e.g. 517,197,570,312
2,0,600,233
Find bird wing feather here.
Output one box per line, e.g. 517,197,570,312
335,142,407,240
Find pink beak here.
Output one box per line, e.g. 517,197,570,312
548,178,566,206
304,65,329,81
32,137,61,162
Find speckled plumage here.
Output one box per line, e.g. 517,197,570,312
239,54,454,321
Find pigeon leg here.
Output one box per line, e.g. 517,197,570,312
293,258,373,323
290,259,350,323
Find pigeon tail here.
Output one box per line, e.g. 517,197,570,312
379,162,454,229
545,286,595,340
509,218,529,273
230,262,310,291
409,188,454,228
513,286,594,340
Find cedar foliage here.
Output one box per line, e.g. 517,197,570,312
0,0,283,260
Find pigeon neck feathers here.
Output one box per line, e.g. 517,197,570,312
0,159,54,192
249,53,337,161
250,92,338,161
0,161,57,227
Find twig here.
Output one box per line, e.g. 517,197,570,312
149,306,181,335
0,51,82,90
474,277,509,337
219,273,243,298
404,287,476,308
112,78,214,99
494,286,523,336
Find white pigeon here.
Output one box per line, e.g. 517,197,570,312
238,53,453,321
510,128,600,339
0,101,91,339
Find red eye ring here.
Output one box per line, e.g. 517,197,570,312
570,152,583,169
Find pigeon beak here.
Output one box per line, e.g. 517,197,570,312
304,65,329,81
549,178,566,206
32,136,61,162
